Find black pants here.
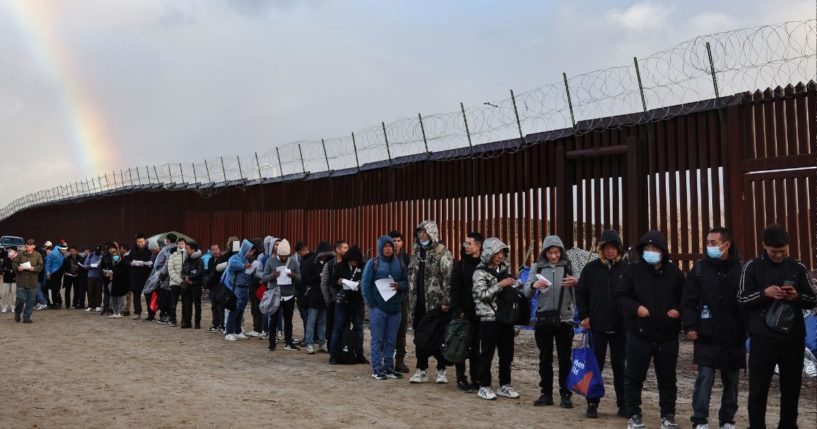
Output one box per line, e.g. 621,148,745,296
181,284,202,328
296,287,309,336
534,322,574,397
168,285,181,323
455,316,481,384
209,288,224,328
748,335,804,429
132,287,144,316
87,277,103,309
249,286,263,333
414,307,447,371
623,334,679,417
479,320,515,388
396,299,410,359
269,298,295,348
144,291,156,320
75,278,87,308
47,273,63,306
589,330,627,407
158,287,171,319
325,301,335,351
63,275,78,308
102,278,111,311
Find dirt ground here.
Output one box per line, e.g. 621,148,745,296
2,303,815,429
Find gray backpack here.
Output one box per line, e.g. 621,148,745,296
259,286,281,316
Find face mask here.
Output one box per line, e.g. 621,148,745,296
113,255,120,263
420,240,431,246
642,250,662,265
706,245,724,259
177,246,185,251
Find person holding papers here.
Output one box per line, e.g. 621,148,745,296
361,236,408,380
127,233,153,320
12,238,44,323
329,245,366,364
83,245,104,312
262,239,301,351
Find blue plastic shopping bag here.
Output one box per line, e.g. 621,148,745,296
567,332,605,399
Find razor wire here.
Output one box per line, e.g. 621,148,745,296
0,19,814,222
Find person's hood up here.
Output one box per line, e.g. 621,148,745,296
264,236,279,257
312,241,333,261
537,235,567,264
148,240,160,251
480,237,509,266
413,220,440,249
188,250,202,259
636,231,669,262
597,229,623,263
344,245,363,266
238,239,254,259
377,236,395,260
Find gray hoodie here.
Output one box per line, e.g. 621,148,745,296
471,237,511,322
261,255,301,299
524,235,575,322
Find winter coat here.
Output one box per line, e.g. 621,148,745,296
261,255,301,298
332,247,365,306
222,240,254,291
127,245,152,294
738,251,817,344
143,245,174,293
301,244,333,309
181,250,204,288
450,250,480,320
524,235,575,323
616,231,685,343
62,254,82,278
361,236,408,314
408,221,454,316
12,250,44,288
576,230,629,333
45,249,64,276
2,253,15,284
110,259,130,297
681,252,745,369
320,256,339,305
472,238,511,322
83,252,103,279
167,247,185,287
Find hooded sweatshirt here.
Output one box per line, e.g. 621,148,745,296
143,244,175,293
361,236,408,314
575,230,629,333
261,252,301,299
45,248,64,276
258,236,278,277
83,250,104,279
332,246,364,305
472,237,511,322
616,231,685,343
524,235,575,322
450,246,481,319
408,221,454,314
221,239,254,292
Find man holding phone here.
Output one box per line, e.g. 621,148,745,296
738,224,817,429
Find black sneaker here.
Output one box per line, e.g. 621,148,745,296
456,380,473,393
267,345,276,352
586,403,599,418
617,408,629,418
533,394,554,406
284,343,300,351
560,395,573,409
628,414,646,429
371,372,388,381
23,319,32,324
14,312,21,323
355,354,369,365
384,368,403,379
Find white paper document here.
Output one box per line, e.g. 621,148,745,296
535,274,553,286
341,279,359,291
375,278,396,302
276,266,292,285
19,261,32,270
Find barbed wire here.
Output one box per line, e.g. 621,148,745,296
1,19,814,221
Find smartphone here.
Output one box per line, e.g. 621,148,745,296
782,280,795,293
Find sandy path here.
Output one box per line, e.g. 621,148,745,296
2,304,814,428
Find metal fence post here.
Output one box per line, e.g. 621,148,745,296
460,102,474,155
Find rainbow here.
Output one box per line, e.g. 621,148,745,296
1,1,118,175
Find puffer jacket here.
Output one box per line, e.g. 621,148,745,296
408,220,454,315
524,235,575,322
575,230,629,333
472,238,511,322
167,247,185,287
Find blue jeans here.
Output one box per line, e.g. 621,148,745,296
305,308,326,346
37,278,47,305
369,307,401,374
691,366,739,426
331,301,364,360
225,287,249,335
15,287,37,320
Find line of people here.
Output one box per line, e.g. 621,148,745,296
3,223,815,429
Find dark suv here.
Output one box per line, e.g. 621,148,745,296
0,235,25,251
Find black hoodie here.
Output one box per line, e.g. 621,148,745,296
332,246,364,304
450,247,481,320
576,230,630,333
616,231,685,343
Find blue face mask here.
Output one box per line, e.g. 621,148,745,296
113,255,120,263
420,240,431,247
642,250,662,265
706,246,723,259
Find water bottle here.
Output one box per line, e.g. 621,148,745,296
701,305,711,320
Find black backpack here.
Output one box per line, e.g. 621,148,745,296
442,318,472,363
496,286,530,326
337,326,361,364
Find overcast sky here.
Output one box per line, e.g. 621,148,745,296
0,0,812,208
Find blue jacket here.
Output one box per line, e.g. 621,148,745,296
84,252,103,279
221,239,253,291
361,236,408,314
45,248,64,275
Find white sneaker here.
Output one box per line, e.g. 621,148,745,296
435,370,448,384
496,384,520,399
409,369,428,384
245,330,260,338
35,304,48,311
628,415,646,429
108,314,117,319
720,424,735,429
235,332,248,340
660,415,679,429
95,307,102,312
477,387,497,400
318,343,329,353
259,331,269,340
694,425,709,429
84,307,93,312
224,334,238,341
114,313,122,319
1,307,7,313
306,345,316,354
